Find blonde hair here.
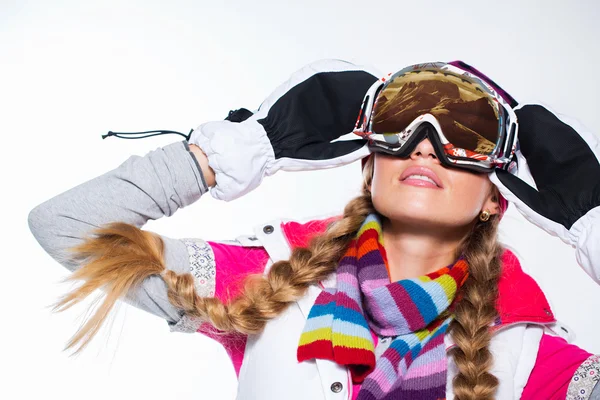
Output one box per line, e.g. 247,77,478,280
54,155,502,400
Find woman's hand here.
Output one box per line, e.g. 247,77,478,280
187,59,382,202
489,103,600,283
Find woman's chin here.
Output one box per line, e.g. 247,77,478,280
380,204,438,223
376,198,465,225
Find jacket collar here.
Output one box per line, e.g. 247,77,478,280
280,216,556,328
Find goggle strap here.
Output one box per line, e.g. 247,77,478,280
447,60,519,108
101,129,193,141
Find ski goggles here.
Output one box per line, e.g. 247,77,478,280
353,61,519,173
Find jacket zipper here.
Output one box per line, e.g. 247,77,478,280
347,371,353,399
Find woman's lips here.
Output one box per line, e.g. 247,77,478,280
399,165,444,189
401,178,441,189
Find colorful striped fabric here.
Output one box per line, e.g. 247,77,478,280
297,213,469,400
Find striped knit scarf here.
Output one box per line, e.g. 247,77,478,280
296,213,469,400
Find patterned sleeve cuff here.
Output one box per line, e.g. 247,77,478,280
567,354,600,399
167,238,216,334
180,238,216,298
168,314,205,334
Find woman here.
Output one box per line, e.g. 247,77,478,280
28,59,600,399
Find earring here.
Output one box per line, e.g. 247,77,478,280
479,209,491,222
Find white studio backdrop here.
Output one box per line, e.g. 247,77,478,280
1,0,599,399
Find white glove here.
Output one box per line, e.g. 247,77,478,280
489,102,600,284
188,59,383,202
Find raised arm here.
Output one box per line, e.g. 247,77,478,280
28,141,213,323
28,136,272,357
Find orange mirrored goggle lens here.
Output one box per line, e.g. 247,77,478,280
370,69,503,156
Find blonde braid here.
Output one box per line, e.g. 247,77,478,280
448,193,503,399
159,190,374,335
54,187,374,352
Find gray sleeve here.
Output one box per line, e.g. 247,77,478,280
28,140,210,325
591,382,600,400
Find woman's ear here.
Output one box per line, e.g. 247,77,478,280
483,186,501,216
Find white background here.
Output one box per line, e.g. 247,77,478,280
2,0,599,399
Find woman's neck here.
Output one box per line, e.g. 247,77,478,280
382,217,471,282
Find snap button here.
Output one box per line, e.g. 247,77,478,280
263,225,274,234
330,382,343,393
544,308,552,316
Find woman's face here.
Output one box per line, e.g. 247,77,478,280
369,138,499,229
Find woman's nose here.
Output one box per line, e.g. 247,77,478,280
410,137,439,161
